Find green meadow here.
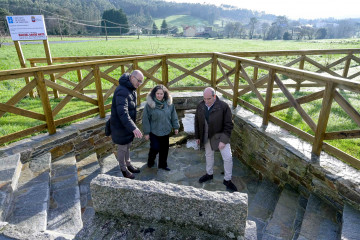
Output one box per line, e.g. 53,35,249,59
0,36,359,161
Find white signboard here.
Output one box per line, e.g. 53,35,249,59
6,15,47,41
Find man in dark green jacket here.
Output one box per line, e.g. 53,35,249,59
195,87,237,192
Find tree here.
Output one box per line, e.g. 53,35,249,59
101,9,129,35
316,28,327,39
283,32,291,40
267,16,288,40
152,23,159,35
0,8,11,48
261,22,270,39
248,17,258,39
160,19,168,34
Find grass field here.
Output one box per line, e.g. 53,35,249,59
0,36,359,161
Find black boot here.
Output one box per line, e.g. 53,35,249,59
122,170,135,179
128,165,140,173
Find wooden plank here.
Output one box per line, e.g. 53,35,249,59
304,56,342,78
270,90,325,113
167,59,212,86
52,71,94,116
312,82,336,156
57,77,78,87
217,61,234,89
216,87,233,99
104,85,117,102
104,64,121,75
168,86,211,91
322,144,360,169
274,74,317,132
0,103,45,121
216,68,236,85
0,124,47,145
162,56,168,86
324,130,360,140
43,39,59,98
45,79,98,105
237,75,268,97
323,55,348,70
14,41,34,98
137,66,162,85
35,71,56,134
240,65,265,106
100,72,119,85
233,60,241,108
218,61,234,71
342,55,352,78
93,65,106,118
262,69,275,126
0,79,37,118
54,107,99,126
348,71,360,80
333,90,360,127
211,54,217,88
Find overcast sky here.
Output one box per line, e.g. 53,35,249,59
164,0,360,20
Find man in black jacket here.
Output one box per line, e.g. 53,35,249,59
110,70,144,179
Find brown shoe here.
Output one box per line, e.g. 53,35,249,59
122,170,135,179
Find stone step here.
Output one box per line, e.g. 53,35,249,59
298,194,341,240
0,154,22,222
76,153,101,223
6,153,51,232
247,179,281,240
262,185,307,240
98,153,122,177
341,204,360,240
47,154,83,236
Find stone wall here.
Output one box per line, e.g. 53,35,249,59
230,105,360,212
91,174,248,238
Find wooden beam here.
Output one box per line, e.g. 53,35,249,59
233,60,241,108
35,71,56,134
0,103,45,121
43,39,59,98
211,54,217,88
14,41,34,98
0,124,47,145
263,69,275,126
312,82,336,156
93,65,106,118
333,90,360,127
324,130,360,140
217,61,234,89
240,65,265,106
162,56,168,86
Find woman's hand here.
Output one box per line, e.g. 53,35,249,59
175,129,179,135
145,135,149,140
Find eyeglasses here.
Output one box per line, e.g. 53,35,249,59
133,75,143,84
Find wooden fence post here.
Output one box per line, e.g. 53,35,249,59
132,60,142,106
14,41,34,98
162,56,168,86
93,65,106,118
262,69,276,126
342,54,352,78
77,69,83,93
253,56,259,82
233,60,241,108
312,82,336,158
296,55,306,92
43,39,59,98
211,54,218,89
35,71,56,134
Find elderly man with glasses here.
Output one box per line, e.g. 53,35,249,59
110,70,144,179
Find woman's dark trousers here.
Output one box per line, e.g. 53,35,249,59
148,132,170,168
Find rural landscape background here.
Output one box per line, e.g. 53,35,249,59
0,0,359,163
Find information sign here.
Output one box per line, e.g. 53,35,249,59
6,15,47,41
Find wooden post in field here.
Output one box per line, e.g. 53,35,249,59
14,41,35,98
43,39,59,98
233,60,241,108
253,56,259,82
211,54,218,89
35,71,56,134
342,54,352,78
262,69,275,126
296,55,305,92
93,65,106,118
312,82,336,157
77,69,83,93
121,65,125,74
162,56,168,86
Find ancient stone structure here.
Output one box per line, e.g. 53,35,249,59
91,174,248,238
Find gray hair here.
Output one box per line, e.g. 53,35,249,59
204,87,216,96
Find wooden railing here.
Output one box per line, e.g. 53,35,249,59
0,49,359,168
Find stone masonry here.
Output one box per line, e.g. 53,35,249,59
90,174,248,238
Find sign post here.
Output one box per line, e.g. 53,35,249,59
6,15,58,98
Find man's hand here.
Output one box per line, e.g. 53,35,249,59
144,135,149,140
133,128,143,138
175,129,179,135
218,142,226,150
196,139,200,145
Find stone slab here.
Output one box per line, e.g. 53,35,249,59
341,204,360,240
91,174,248,238
298,194,341,240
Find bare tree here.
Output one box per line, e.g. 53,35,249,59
261,22,270,39
248,17,258,39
